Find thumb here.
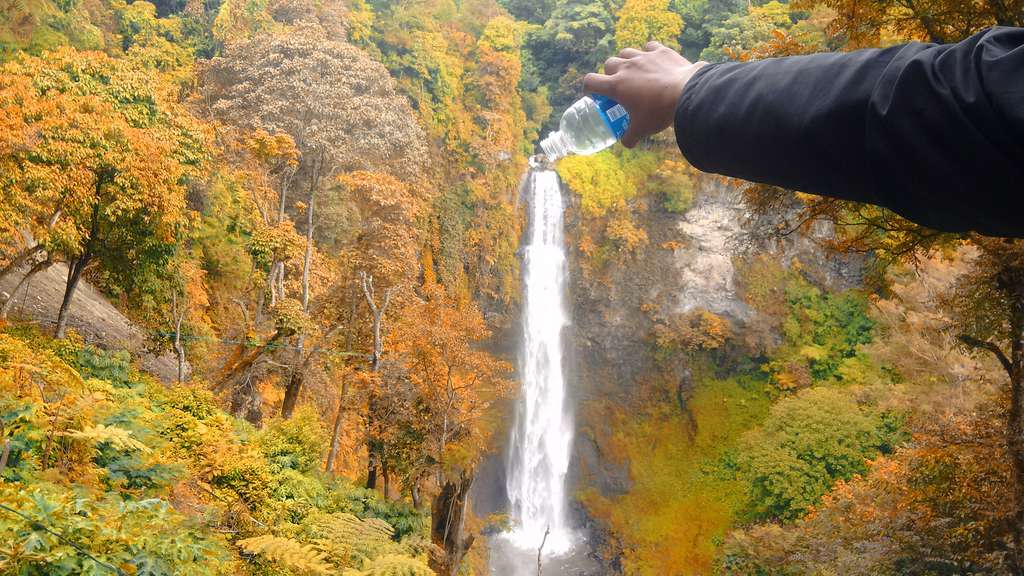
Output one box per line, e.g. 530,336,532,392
583,73,617,97
620,125,642,148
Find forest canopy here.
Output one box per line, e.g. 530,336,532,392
1,0,1022,574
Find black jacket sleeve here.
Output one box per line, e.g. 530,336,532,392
675,26,1024,237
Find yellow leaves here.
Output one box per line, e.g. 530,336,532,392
65,424,152,454
772,361,812,391
0,47,203,279
614,0,684,51
392,281,512,467
0,333,84,394
211,0,277,45
478,16,523,54
654,309,733,355
346,0,376,45
249,220,305,265
342,554,434,576
556,151,637,217
238,535,334,575
606,210,648,253
272,298,314,337
339,170,423,286
244,129,299,167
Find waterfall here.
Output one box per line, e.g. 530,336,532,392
505,166,575,555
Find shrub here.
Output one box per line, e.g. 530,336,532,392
740,387,907,521
257,406,328,474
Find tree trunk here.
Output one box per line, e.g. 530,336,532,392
1010,358,1024,574
0,244,45,288
56,202,100,339
963,267,1024,572
172,291,187,384
429,471,476,576
360,272,394,492
281,362,304,419
254,264,266,327
282,156,319,420
366,439,380,490
175,335,186,384
325,379,350,474
1,256,52,319
267,259,281,309
55,252,90,339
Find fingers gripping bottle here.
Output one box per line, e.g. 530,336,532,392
540,95,630,161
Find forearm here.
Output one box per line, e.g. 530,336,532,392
675,27,1024,236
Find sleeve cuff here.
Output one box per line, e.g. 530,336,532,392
674,62,720,170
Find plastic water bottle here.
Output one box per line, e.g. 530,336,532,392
540,95,630,161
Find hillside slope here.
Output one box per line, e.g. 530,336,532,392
0,263,182,381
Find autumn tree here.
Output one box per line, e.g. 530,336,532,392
136,250,212,384
736,2,1024,563
201,19,425,418
797,0,1024,46
394,281,512,575
938,238,1024,570
725,403,1014,573
334,171,425,490
0,49,205,338
615,0,684,51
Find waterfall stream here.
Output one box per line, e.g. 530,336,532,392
490,165,600,575
506,167,574,554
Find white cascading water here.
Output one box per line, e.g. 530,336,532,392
505,165,575,556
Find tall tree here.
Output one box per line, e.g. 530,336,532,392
615,0,684,51
946,239,1024,570
394,280,512,575
0,49,204,338
202,19,425,417
337,170,424,490
797,0,1024,45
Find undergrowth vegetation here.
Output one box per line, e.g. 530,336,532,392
0,327,431,575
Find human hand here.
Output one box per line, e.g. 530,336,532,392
584,42,707,148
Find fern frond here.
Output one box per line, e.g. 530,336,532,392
355,554,434,576
65,424,151,453
310,512,404,568
238,534,334,575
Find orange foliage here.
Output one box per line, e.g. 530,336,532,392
394,281,513,472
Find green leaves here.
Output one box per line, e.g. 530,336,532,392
761,271,875,390
739,387,907,522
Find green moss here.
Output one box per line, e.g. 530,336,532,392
580,374,773,575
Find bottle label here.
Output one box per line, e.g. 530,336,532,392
592,94,630,139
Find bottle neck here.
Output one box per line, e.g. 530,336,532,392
540,131,570,161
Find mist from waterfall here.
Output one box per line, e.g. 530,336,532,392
506,166,574,556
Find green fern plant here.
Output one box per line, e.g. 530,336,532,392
310,512,402,568
237,534,334,575
343,554,434,576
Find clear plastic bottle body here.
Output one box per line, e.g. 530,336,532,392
541,96,628,161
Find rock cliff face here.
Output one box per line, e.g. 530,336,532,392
475,169,864,571
564,172,864,503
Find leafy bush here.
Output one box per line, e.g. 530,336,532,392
556,150,639,216
0,480,235,575
257,407,328,474
739,387,906,522
760,269,875,390
0,329,432,576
